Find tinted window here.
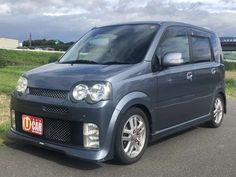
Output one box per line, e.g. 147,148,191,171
192,37,212,62
59,24,159,64
157,27,190,64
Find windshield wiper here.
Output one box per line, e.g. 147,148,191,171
60,60,99,64
102,61,131,65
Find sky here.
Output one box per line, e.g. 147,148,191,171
0,0,236,42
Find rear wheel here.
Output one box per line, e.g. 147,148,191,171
206,95,224,128
115,107,149,164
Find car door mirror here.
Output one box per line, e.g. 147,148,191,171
162,52,184,66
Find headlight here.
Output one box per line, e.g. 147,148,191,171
16,76,28,95
89,84,109,102
72,84,89,101
71,82,112,103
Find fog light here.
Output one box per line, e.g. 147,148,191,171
11,110,16,130
83,123,99,148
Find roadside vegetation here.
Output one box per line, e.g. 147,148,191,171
0,49,63,95
0,121,10,145
0,49,236,143
0,49,63,143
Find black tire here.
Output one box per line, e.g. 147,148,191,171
206,94,224,128
114,107,149,164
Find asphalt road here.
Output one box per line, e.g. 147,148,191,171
0,99,235,177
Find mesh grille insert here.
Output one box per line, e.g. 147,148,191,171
29,88,68,99
42,105,69,114
44,118,72,143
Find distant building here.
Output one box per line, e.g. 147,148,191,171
0,37,19,49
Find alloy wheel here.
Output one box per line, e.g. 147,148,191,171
121,114,146,158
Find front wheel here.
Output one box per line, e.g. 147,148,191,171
114,107,149,164
206,95,224,128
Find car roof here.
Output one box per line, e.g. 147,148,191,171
97,21,214,34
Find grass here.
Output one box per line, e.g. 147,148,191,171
0,65,38,95
0,121,10,145
225,79,236,97
225,71,236,97
0,49,62,67
0,49,63,95
0,94,10,123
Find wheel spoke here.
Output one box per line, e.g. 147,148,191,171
129,118,134,130
128,144,134,156
133,116,138,129
124,141,132,153
137,121,143,129
135,143,140,152
123,128,132,135
137,122,144,133
122,135,131,142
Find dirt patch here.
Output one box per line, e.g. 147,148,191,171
226,71,236,79
0,94,10,124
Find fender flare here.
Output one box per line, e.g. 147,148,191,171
101,92,152,160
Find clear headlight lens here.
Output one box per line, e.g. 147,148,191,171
72,84,89,101
16,76,28,94
89,84,107,102
72,82,112,103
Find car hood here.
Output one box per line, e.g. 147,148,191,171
25,63,132,90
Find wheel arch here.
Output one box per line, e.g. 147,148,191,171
104,92,153,160
130,104,153,137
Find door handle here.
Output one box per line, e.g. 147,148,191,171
211,68,216,75
186,72,193,80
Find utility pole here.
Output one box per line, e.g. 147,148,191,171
29,32,32,48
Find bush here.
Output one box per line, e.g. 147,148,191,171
225,61,236,71
0,59,7,68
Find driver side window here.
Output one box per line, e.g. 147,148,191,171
157,27,190,64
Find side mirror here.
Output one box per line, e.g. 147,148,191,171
162,52,184,66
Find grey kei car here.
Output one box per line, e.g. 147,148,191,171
10,21,226,164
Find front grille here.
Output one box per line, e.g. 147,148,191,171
15,112,83,146
42,105,69,114
29,88,68,99
44,118,72,143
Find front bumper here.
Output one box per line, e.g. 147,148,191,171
10,92,116,161
9,129,107,161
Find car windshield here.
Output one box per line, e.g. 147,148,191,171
59,24,159,64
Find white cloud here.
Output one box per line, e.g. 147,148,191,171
43,7,89,16
0,0,236,41
0,3,11,15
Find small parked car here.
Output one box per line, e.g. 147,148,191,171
9,21,226,164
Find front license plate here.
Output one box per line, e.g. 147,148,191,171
22,114,43,136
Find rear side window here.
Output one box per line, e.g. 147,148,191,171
191,37,212,63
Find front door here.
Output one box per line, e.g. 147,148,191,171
154,26,196,130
